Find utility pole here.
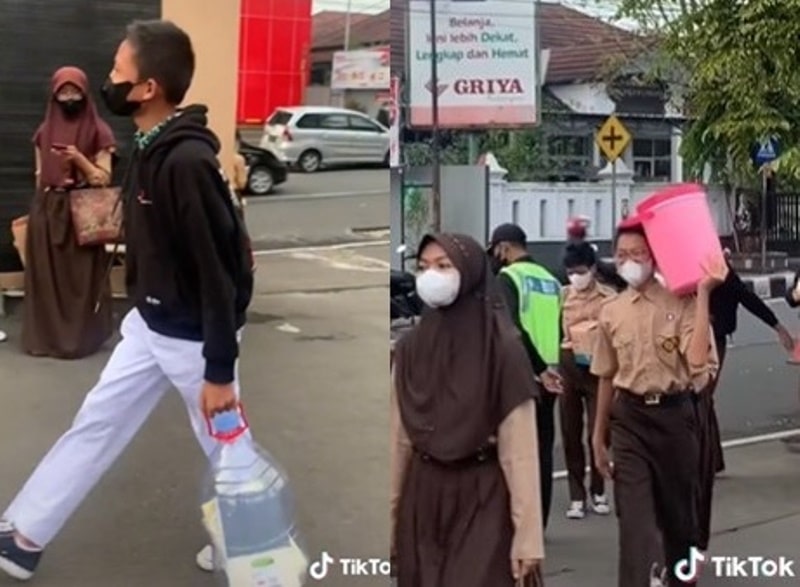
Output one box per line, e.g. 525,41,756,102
340,0,352,108
343,0,352,51
429,0,442,231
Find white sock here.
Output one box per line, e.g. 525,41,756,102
14,536,42,552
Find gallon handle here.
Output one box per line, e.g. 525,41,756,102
206,403,250,442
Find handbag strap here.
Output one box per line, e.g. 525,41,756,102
94,154,136,314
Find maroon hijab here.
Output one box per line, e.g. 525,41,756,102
393,233,539,462
33,66,116,187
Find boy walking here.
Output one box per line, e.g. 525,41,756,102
0,20,253,581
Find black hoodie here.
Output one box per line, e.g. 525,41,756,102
123,105,254,384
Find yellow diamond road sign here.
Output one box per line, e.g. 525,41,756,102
596,115,631,163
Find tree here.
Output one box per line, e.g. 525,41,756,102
402,128,560,181
609,0,800,185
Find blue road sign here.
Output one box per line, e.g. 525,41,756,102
753,137,780,167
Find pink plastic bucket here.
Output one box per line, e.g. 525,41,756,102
636,183,723,295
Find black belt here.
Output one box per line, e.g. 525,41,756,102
415,444,498,469
617,388,695,407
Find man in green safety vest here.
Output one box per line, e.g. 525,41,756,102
489,223,563,530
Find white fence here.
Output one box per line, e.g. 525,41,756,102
486,157,733,242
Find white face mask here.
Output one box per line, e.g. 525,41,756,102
618,260,653,288
568,272,593,291
416,269,461,308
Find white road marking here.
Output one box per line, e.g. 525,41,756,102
250,189,387,203
276,322,301,334
254,239,390,256
288,251,389,272
552,428,800,480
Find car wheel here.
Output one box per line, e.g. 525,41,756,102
247,166,275,195
298,150,322,173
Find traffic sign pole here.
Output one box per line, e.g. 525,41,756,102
595,115,632,232
761,168,768,270
611,160,617,229
751,137,780,270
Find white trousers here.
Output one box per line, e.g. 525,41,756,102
3,309,240,547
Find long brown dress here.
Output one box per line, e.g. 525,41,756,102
392,233,545,587
21,67,116,359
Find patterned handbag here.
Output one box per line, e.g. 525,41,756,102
69,186,123,247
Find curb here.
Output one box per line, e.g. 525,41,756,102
740,272,794,300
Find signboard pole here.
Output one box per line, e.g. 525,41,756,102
429,0,442,230
761,168,768,270
468,133,478,165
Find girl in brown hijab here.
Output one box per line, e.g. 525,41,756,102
23,66,117,359
391,233,545,587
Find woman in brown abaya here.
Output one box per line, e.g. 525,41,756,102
22,66,116,359
391,233,545,587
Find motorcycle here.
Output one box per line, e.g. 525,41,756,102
390,268,423,320
390,245,423,361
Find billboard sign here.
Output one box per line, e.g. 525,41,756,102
408,0,538,128
331,47,390,90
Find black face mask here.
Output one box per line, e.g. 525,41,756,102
100,79,141,117
57,99,85,118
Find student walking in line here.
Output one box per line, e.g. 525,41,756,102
696,253,794,554
489,223,563,530
0,20,253,581
559,241,616,520
564,216,627,291
591,220,722,587
392,233,544,587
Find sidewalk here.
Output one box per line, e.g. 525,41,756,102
544,441,800,586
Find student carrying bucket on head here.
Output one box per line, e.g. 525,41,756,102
590,217,723,586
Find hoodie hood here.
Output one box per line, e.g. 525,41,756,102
145,104,220,158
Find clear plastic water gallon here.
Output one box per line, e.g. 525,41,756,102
201,408,309,587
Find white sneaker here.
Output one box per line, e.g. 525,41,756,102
566,501,585,519
0,331,7,343
649,562,668,586
591,494,611,515
196,545,215,572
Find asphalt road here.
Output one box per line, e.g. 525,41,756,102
243,169,389,250
0,245,388,587
264,168,388,199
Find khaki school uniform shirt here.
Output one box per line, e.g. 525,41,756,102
590,280,718,393
232,153,248,192
561,281,616,348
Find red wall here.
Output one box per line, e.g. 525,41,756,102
238,0,312,124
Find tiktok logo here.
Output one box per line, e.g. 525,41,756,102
674,547,706,582
309,551,335,580
307,550,393,580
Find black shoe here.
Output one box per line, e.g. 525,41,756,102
0,533,42,581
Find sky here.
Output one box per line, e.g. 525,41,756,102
312,0,388,14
